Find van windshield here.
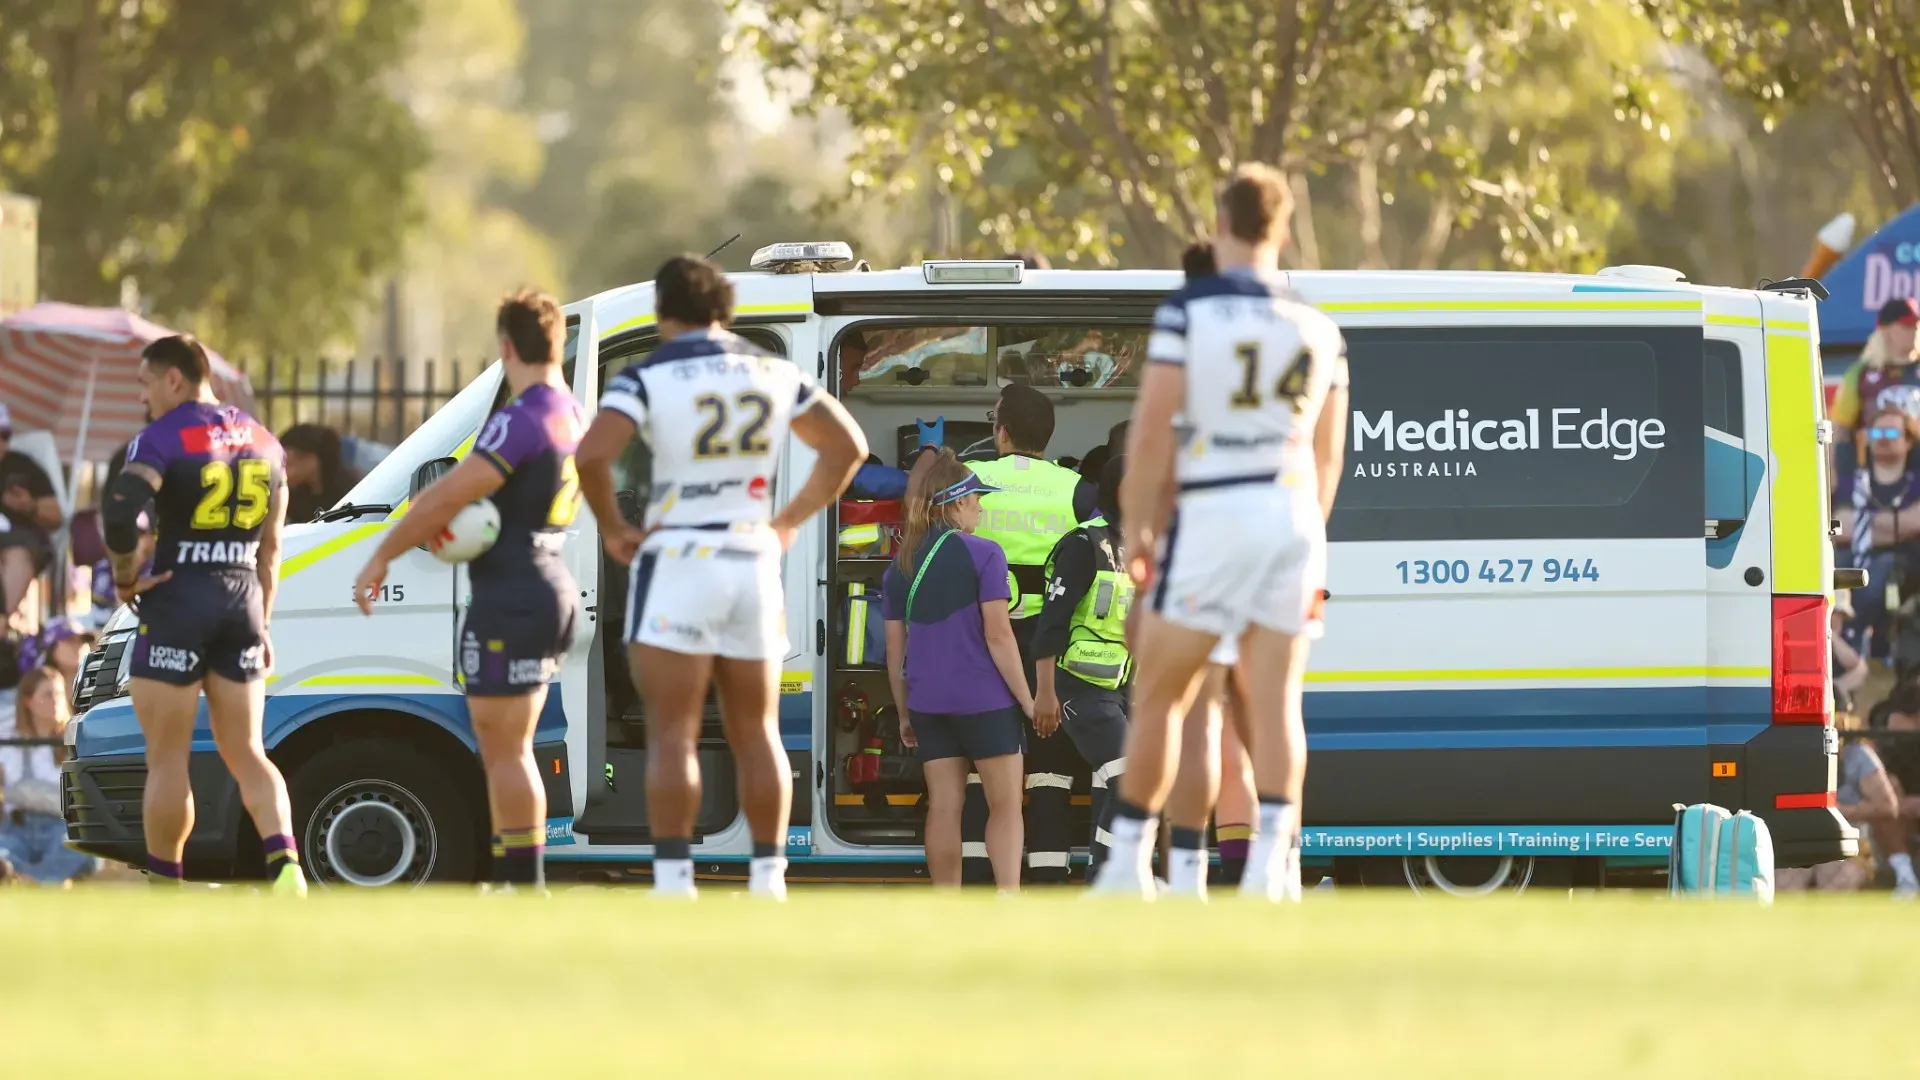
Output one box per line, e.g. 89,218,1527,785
842,324,1147,390
337,362,505,509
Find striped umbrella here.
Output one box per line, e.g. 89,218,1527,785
0,303,255,464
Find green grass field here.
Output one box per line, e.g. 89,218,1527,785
5,887,1912,1077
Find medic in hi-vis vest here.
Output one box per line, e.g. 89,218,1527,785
1029,455,1132,878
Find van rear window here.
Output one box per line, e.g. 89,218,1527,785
1331,326,1705,542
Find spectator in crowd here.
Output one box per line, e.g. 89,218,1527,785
0,666,91,884
1870,680,1920,896
19,615,94,685
1839,406,1920,656
1833,591,1869,716
1777,706,1898,892
281,423,351,524
1833,298,1920,495
0,403,65,621
883,450,1032,890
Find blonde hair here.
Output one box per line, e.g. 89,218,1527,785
16,666,70,763
1862,324,1917,370
896,449,973,576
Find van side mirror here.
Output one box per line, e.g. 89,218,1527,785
411,458,456,500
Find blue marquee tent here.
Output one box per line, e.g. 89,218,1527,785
1819,203,1920,350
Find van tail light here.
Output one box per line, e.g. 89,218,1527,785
1772,595,1829,724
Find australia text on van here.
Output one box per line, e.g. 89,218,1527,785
1351,408,1666,462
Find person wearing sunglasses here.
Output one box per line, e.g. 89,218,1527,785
1841,407,1920,657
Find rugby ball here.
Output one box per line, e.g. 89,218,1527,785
430,500,501,564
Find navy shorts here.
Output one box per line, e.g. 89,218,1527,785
460,579,577,697
1059,690,1127,767
910,706,1026,763
131,571,267,686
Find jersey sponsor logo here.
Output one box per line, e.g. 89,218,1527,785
1351,408,1667,462
180,423,257,455
145,644,200,673
477,412,513,453
747,476,769,500
174,540,261,565
507,657,554,686
1874,383,1920,419
647,613,703,642
680,479,744,500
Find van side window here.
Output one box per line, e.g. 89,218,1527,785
1702,339,1743,440
1334,326,1705,542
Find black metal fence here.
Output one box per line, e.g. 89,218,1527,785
250,357,486,447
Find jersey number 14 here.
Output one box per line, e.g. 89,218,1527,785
1230,343,1313,414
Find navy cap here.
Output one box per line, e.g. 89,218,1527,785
932,472,1000,506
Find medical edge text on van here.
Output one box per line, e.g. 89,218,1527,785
1351,408,1667,462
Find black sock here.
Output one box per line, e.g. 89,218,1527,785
495,827,544,887
655,837,692,861
752,841,777,859
1169,825,1205,851
147,855,185,884
1112,798,1150,822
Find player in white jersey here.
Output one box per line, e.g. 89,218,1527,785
576,255,867,899
1093,164,1349,900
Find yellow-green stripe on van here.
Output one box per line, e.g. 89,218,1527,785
1766,330,1824,595
1319,299,1702,314
281,521,387,580
602,302,813,339
1305,666,1770,685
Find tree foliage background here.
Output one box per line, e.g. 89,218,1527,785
0,0,1909,363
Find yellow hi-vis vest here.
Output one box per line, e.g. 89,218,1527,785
968,454,1082,619
1047,515,1133,690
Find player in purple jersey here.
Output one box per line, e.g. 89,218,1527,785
102,335,303,892
354,291,583,891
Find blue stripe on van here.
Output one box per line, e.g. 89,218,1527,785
780,691,812,751
1304,686,1771,750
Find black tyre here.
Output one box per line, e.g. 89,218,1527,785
287,739,479,888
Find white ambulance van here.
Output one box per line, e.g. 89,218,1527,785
61,247,1856,891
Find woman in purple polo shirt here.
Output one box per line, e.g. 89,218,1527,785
883,449,1035,889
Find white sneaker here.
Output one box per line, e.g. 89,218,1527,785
1894,878,1918,900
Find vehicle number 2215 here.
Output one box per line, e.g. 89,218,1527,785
1395,558,1600,586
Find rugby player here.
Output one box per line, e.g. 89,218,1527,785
576,255,866,900
1093,165,1348,900
354,290,583,892
104,335,302,892
1158,240,1262,899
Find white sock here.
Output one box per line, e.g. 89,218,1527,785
1241,800,1298,894
653,858,696,896
1098,812,1156,879
749,856,788,899
1891,853,1918,887
1167,846,1207,898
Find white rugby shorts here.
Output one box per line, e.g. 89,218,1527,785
1151,490,1327,642
625,529,787,660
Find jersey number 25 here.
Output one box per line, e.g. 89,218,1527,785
1230,343,1313,414
192,459,272,530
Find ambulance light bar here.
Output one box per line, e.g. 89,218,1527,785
923,260,1024,285
749,242,853,272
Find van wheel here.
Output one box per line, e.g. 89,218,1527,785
288,740,479,888
1402,854,1536,896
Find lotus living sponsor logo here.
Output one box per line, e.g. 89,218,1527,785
680,479,742,500
1350,407,1667,479
146,644,199,673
